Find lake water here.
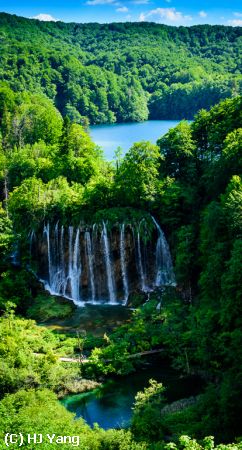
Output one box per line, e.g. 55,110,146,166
62,359,203,429
90,120,180,160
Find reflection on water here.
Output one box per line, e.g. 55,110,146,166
44,304,132,336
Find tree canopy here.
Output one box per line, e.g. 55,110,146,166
0,13,241,124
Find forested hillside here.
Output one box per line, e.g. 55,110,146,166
0,12,241,123
0,10,241,448
0,71,241,447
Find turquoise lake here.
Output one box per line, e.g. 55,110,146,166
62,358,203,430
90,120,180,160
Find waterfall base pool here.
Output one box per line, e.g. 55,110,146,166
61,359,203,429
42,304,132,335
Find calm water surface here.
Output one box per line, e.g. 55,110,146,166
90,120,180,160
62,360,202,429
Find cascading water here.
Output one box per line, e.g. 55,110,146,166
60,225,65,290
84,231,96,303
29,230,36,263
43,222,64,297
43,222,52,288
29,230,35,253
54,222,59,258
58,225,67,296
52,222,63,295
102,222,117,304
70,228,81,303
152,217,176,286
32,216,175,306
137,224,146,291
68,226,73,286
120,223,129,303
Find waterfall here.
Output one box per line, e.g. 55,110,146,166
43,222,63,295
53,224,66,296
68,226,73,283
67,227,81,304
102,222,117,304
137,223,146,291
54,222,59,256
52,222,61,294
60,225,64,266
120,223,129,303
41,224,83,304
85,231,96,302
29,230,35,253
29,230,35,262
32,216,175,307
152,217,175,286
10,242,19,267
60,225,65,293
43,222,52,288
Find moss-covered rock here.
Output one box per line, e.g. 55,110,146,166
26,292,76,322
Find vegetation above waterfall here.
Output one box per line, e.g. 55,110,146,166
0,59,242,449
0,13,242,124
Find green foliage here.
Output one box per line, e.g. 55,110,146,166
15,94,63,146
84,300,166,377
9,176,84,231
91,208,155,243
26,293,75,322
0,14,241,123
0,269,34,313
0,313,79,397
175,225,196,286
0,25,241,447
221,176,242,237
115,141,161,208
158,121,196,181
165,435,242,450
0,205,13,264
92,207,151,226
132,379,166,442
0,389,146,449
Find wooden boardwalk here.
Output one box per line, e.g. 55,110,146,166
59,348,164,364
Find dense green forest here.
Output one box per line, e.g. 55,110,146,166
0,13,242,123
0,73,241,448
0,12,242,449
